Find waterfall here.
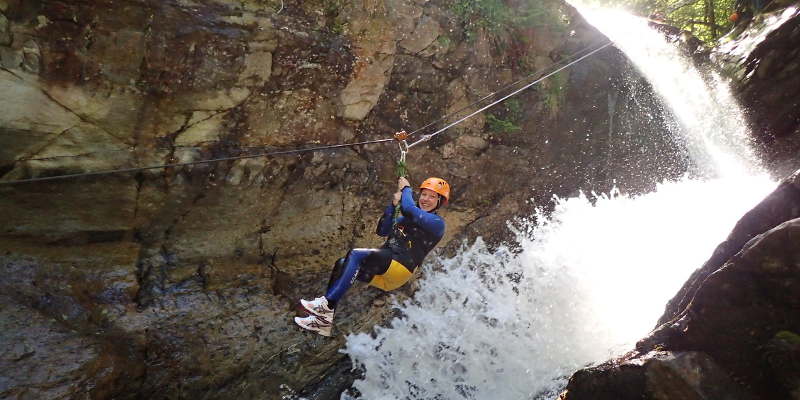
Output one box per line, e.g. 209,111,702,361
573,5,763,178
340,6,776,400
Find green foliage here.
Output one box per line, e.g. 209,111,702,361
775,330,800,345
451,0,565,39
668,0,737,42
486,98,524,133
543,71,568,118
487,114,522,133
452,0,512,34
513,0,568,29
330,21,346,35
322,0,341,14
504,98,524,120
322,0,346,34
588,0,740,43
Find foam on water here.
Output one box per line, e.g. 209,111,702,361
343,175,775,399
340,5,778,399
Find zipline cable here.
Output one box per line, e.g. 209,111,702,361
404,40,613,139
409,41,613,148
0,138,393,185
0,148,137,163
1,40,613,185
7,41,612,164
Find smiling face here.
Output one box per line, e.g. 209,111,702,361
419,188,441,212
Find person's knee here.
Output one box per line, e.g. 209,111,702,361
334,257,346,274
355,268,374,283
326,256,349,291
349,248,372,259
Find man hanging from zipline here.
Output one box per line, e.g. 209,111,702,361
294,174,450,337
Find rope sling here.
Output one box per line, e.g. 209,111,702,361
393,130,410,225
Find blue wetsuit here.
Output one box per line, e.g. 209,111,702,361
325,186,445,306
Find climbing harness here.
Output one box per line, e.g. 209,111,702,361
0,41,613,186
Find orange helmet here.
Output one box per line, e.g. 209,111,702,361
420,177,450,204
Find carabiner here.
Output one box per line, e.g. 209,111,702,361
397,139,409,163
393,130,410,163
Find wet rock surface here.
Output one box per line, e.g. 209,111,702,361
659,168,800,325
561,350,761,400
1,0,797,399
714,6,800,176
0,1,648,398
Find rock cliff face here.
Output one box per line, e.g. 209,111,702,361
0,1,681,398
0,0,787,399
714,6,800,176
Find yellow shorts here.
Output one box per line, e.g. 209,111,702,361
368,260,413,291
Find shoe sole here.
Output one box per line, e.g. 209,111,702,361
300,300,334,320
294,317,332,337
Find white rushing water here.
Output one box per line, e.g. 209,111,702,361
341,6,777,400
573,4,763,178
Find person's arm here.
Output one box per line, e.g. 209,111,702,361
375,204,396,236
399,187,445,237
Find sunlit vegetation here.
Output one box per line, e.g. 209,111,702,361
453,0,775,45
451,0,566,39
591,0,753,43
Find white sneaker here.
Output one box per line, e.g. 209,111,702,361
294,315,332,337
300,296,335,321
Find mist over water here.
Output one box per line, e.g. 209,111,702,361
343,177,774,399
573,5,763,177
341,6,777,400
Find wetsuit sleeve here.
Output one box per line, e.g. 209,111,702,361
399,186,445,238
375,204,395,236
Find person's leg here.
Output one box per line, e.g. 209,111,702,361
355,248,394,284
324,248,373,308
326,256,347,293
296,249,396,337
299,254,350,322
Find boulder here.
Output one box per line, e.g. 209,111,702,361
337,1,404,121
658,169,800,326
713,7,800,175
399,15,441,54
560,351,759,400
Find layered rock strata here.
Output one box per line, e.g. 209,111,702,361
0,0,758,398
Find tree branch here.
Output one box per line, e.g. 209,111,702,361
682,19,726,30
